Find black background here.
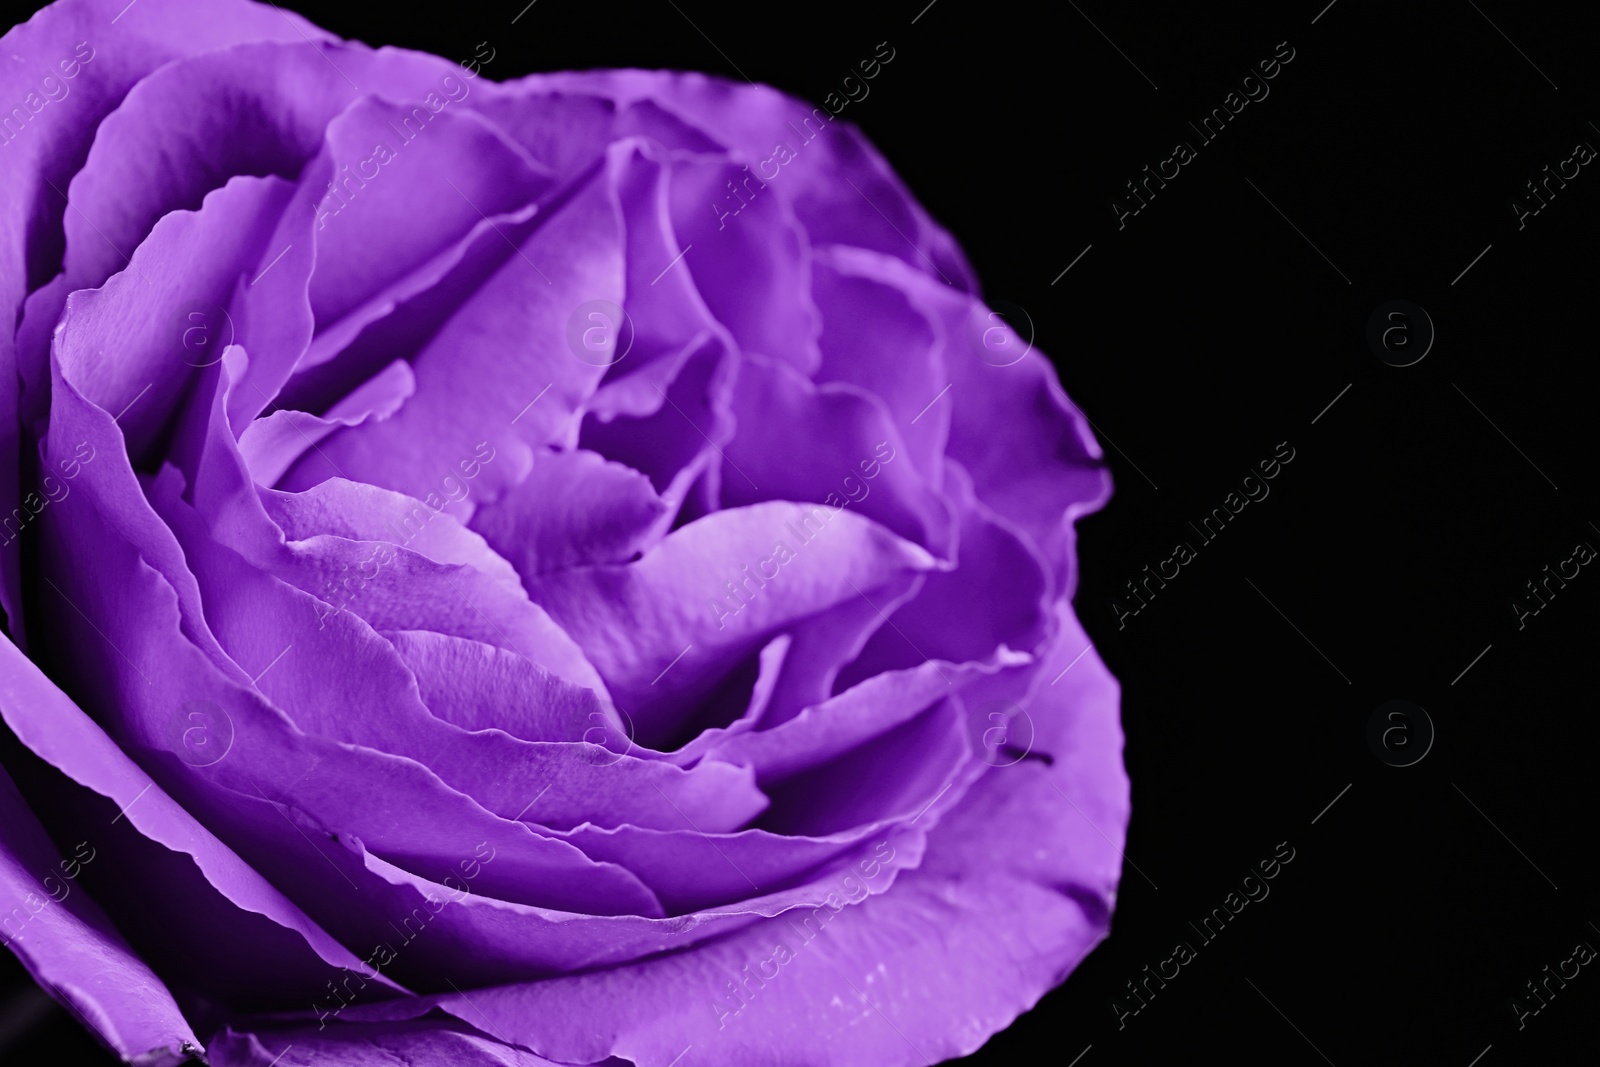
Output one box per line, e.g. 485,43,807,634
4,0,1598,1064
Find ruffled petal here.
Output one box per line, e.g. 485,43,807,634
0,0,332,627
835,460,1054,688
0,759,198,1067
721,353,954,558
469,448,669,579
701,655,1020,784
0,637,400,1003
306,95,553,329
666,154,821,375
514,70,978,290
360,607,1123,1067
579,330,734,523
384,629,605,742
46,174,297,463
42,349,667,919
281,157,623,503
527,501,941,746
207,1021,559,1067
553,806,933,920
886,252,1113,591
238,360,414,486
14,38,473,424
811,244,947,480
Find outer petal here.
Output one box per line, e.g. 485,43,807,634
0,636,402,1004
834,459,1054,689
0,0,331,629
811,245,947,480
207,1020,562,1067
510,70,979,291
881,251,1113,592
402,603,1126,1067
0,758,197,1067
700,656,1020,784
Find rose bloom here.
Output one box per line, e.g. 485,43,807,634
0,1,1127,1064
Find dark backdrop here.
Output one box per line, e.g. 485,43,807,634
4,0,1597,1063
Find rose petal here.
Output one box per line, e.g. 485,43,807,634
383,630,612,742
702,655,1022,784
720,353,954,557
667,154,822,376
404,607,1122,1067
919,602,1128,909
307,95,552,329
238,359,414,487
758,574,925,728
754,697,973,837
44,40,464,322
47,173,296,462
41,357,666,918
270,822,926,998
469,448,669,579
156,467,760,835
207,1021,556,1067
288,200,538,386
259,475,518,590
615,98,726,154
15,39,470,427
578,330,734,530
469,89,617,179
281,155,625,503
0,0,332,628
0,761,198,1067
165,352,603,695
657,632,790,766
553,819,916,917
811,244,947,480
835,459,1054,688
605,140,720,372
527,501,940,745
0,637,399,1002
881,250,1114,591
525,70,978,291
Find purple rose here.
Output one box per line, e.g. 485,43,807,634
0,2,1127,1064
